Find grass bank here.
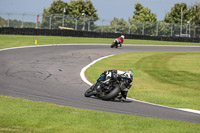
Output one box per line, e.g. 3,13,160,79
1,95,200,133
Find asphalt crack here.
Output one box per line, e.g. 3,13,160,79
44,73,52,80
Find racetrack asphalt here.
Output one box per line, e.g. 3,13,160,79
0,44,200,124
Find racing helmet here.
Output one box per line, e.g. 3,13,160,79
126,70,133,78
121,35,125,39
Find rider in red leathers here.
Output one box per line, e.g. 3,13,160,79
115,35,125,47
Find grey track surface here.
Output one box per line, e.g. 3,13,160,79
0,44,200,124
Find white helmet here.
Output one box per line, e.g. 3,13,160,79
121,35,125,38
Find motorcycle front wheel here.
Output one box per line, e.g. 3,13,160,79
84,85,95,97
84,88,93,97
110,42,116,48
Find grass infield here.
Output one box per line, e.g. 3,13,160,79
86,52,200,110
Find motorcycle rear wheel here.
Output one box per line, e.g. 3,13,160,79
102,85,121,100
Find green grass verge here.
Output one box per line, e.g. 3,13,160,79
1,35,200,132
1,95,200,133
0,35,200,49
86,52,200,110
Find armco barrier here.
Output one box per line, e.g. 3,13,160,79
0,27,199,43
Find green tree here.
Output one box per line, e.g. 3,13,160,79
188,3,200,25
41,0,98,30
188,3,200,37
68,0,98,31
128,18,143,35
129,3,157,35
0,17,7,27
9,19,22,28
41,0,68,29
132,2,157,22
164,3,200,37
68,0,98,18
0,17,36,28
47,0,69,14
109,17,129,33
157,21,172,37
164,3,189,24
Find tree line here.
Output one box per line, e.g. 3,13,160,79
41,0,200,25
41,0,200,36
0,0,200,37
0,16,36,28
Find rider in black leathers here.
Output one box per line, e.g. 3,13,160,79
94,69,133,102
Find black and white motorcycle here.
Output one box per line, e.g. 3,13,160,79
84,76,129,101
